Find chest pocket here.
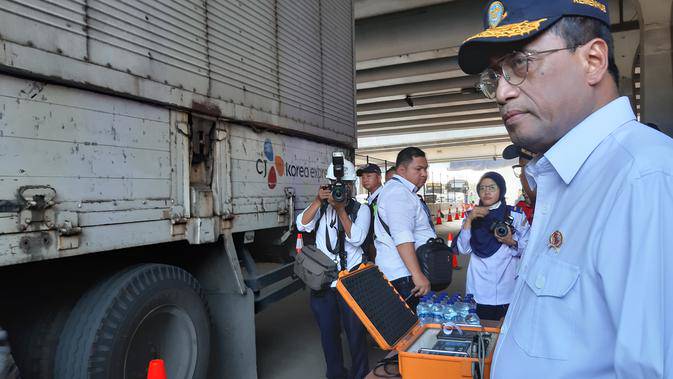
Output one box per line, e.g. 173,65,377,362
512,253,580,360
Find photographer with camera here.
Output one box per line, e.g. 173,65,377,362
457,172,529,321
295,153,370,379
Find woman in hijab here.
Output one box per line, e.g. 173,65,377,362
457,172,530,321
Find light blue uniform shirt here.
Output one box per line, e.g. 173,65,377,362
374,175,437,281
492,97,673,378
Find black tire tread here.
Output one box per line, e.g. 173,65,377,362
55,264,209,379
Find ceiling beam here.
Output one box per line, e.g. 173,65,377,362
356,57,459,84
357,119,504,137
357,135,512,154
357,76,477,100
357,102,498,123
356,92,484,113
358,112,502,130
356,47,460,70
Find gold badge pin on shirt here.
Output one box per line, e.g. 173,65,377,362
549,230,563,253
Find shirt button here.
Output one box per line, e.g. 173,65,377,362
535,275,546,289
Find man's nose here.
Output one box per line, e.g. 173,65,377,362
495,75,520,105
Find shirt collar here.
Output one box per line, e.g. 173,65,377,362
368,186,382,202
392,174,418,193
544,97,636,185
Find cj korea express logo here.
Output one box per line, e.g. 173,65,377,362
256,139,327,189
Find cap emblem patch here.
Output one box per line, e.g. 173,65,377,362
488,1,506,28
465,18,548,42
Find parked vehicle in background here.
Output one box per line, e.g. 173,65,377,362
0,1,356,378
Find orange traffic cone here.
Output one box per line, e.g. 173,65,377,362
147,359,167,379
295,233,303,254
447,208,453,222
455,210,460,220
436,211,443,225
461,211,466,218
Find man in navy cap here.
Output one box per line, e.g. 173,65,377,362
460,1,672,377
357,163,382,261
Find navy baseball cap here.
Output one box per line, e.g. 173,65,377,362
502,144,535,160
459,0,610,74
356,163,381,176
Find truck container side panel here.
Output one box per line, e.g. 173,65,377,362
0,0,356,146
87,0,210,93
227,124,332,217
321,0,356,133
277,0,323,129
0,76,172,206
207,0,279,101
0,0,87,59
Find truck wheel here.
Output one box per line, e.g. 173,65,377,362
54,264,211,379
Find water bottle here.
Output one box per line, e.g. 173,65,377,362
456,300,470,319
465,294,477,312
443,300,457,323
417,297,432,325
431,300,444,323
465,308,481,326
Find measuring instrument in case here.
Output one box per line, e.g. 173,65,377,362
336,263,501,379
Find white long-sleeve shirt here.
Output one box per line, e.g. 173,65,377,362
374,175,437,281
492,97,673,378
296,201,371,287
457,207,529,305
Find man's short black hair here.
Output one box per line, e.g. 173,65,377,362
386,166,397,174
549,16,620,86
396,147,426,167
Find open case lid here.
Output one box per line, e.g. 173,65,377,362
336,263,419,350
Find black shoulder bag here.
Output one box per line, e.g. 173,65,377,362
378,193,452,289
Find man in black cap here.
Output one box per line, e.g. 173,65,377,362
502,144,536,224
357,163,382,261
460,1,672,377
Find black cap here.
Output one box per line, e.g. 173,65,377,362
459,0,610,74
502,144,535,160
356,163,381,176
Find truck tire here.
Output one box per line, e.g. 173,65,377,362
0,328,20,379
54,264,211,379
10,298,73,379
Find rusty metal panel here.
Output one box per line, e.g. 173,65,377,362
86,0,209,93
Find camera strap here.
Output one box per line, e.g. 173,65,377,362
322,201,355,272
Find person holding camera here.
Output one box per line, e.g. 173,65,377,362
296,155,370,379
457,172,529,321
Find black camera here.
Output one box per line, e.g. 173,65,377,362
330,152,347,203
490,216,514,238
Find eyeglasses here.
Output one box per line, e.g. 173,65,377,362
477,46,580,99
477,184,497,193
512,164,523,178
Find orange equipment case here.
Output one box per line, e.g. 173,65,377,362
336,263,501,379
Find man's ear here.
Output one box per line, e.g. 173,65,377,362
582,38,610,86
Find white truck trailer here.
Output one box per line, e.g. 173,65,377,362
0,1,356,378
